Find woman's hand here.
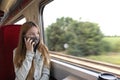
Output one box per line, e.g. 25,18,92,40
24,38,35,52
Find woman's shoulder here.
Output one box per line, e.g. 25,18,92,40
13,48,17,58
13,48,17,53
13,48,17,51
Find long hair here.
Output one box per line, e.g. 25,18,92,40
13,21,50,79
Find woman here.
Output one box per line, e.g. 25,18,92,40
13,21,50,80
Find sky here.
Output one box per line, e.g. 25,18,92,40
43,0,120,36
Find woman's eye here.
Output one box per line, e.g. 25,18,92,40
27,34,34,37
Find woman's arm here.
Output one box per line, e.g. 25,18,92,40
13,50,34,80
40,66,50,80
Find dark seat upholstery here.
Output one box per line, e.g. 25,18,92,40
0,25,21,80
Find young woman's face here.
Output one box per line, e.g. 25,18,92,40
25,26,39,38
24,26,40,47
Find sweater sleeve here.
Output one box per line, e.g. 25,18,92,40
13,49,34,80
40,66,50,80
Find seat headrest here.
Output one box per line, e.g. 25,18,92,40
0,25,21,80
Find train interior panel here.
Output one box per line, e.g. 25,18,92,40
0,0,120,80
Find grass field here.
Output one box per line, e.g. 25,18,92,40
103,36,120,42
102,36,120,47
86,53,120,65
86,36,120,65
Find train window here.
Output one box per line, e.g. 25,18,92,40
43,0,120,66
14,18,26,24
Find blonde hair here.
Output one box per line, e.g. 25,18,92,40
13,21,50,79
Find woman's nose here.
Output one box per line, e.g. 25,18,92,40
35,34,39,38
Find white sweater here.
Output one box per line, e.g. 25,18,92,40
13,49,50,80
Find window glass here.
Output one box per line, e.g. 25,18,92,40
43,0,120,66
14,18,26,24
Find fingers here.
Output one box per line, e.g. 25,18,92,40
24,37,34,52
32,42,35,46
24,38,32,44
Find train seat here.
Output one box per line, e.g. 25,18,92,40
0,25,21,80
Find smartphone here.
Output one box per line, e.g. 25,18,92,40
24,36,39,47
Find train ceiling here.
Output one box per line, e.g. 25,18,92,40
0,0,33,25
0,0,52,25
0,0,16,22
